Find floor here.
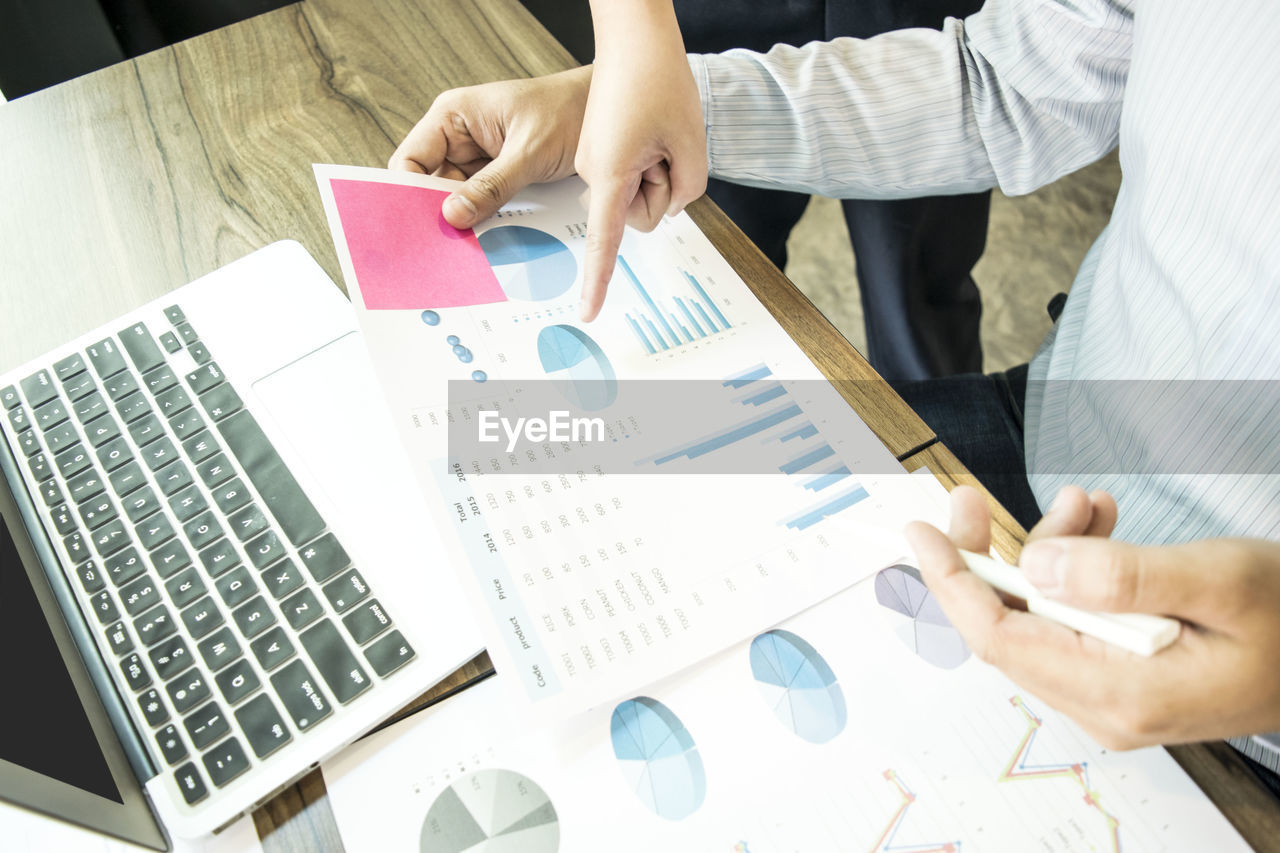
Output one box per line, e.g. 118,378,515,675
783,150,1123,373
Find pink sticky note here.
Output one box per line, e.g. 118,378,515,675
329,179,507,310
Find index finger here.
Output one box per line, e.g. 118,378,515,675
579,172,638,322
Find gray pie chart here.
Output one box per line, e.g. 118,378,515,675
420,768,559,853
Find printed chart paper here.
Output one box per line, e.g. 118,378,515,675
315,164,920,718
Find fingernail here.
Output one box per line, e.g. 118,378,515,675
444,194,476,227
1020,543,1066,596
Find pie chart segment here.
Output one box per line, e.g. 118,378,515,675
610,697,706,820
749,630,847,744
874,564,971,669
420,769,559,853
478,226,577,302
536,325,618,411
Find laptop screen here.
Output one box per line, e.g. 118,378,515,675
0,512,122,803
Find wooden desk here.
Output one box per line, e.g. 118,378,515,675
1,1,1274,850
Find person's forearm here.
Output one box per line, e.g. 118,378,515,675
588,0,683,63
691,0,1133,200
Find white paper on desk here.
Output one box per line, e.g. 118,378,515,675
314,164,918,720
0,801,261,853
322,529,1249,853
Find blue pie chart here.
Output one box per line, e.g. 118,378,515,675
536,325,618,411
610,697,706,821
478,226,577,301
749,629,847,744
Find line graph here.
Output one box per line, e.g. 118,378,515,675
999,696,1122,853
868,770,960,853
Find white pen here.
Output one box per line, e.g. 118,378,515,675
957,549,1181,657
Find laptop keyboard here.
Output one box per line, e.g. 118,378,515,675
2,306,416,806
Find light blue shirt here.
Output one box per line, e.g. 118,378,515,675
689,0,1280,768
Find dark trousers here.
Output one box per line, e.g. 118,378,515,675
675,0,991,380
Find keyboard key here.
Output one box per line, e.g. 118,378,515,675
196,452,235,488
179,596,224,640
211,478,250,514
18,430,41,457
68,469,106,504
63,530,90,563
185,703,230,752
120,323,164,373
28,452,51,481
364,630,416,678
155,385,192,418
245,530,284,570
134,513,175,551
102,369,138,402
54,443,92,478
119,576,161,617
1,385,20,409
183,511,223,550
115,391,152,424
228,504,268,542
33,398,67,430
173,763,208,805
189,342,212,365
299,619,370,704
203,738,250,789
119,482,160,521
214,658,260,705
149,537,192,578
231,596,275,639
198,538,239,577
165,567,207,609
164,305,186,324
269,659,331,732
199,383,242,422
133,604,176,647
214,565,257,609
53,353,86,381
104,546,145,586
120,653,152,691
71,391,107,423
217,411,323,547
142,437,178,472
7,406,29,432
156,724,188,765
62,372,97,402
181,431,220,464
20,370,57,407
111,459,149,497
38,478,62,505
104,621,134,656
49,503,77,535
142,364,177,395
43,422,77,452
86,339,127,380
281,589,322,631
196,626,242,672
149,636,193,681
343,600,393,645
249,627,294,671
168,408,205,440
169,484,208,523
166,669,211,715
73,559,106,594
89,591,119,624
160,331,181,353
90,518,130,557
84,413,121,448
260,558,304,600
175,322,199,346
77,496,117,530
138,688,169,727
235,694,292,759
127,412,165,447
185,363,225,395
155,460,194,496
95,436,133,471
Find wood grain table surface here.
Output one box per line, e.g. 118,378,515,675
1,1,1274,850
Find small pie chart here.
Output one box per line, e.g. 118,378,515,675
749,629,847,744
874,564,971,669
536,324,618,411
611,697,707,821
419,768,559,853
478,226,577,302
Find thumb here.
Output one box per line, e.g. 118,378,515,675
442,153,531,230
1019,536,1251,625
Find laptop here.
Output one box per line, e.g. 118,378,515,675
0,240,484,847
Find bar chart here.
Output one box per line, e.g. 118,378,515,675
618,255,733,355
